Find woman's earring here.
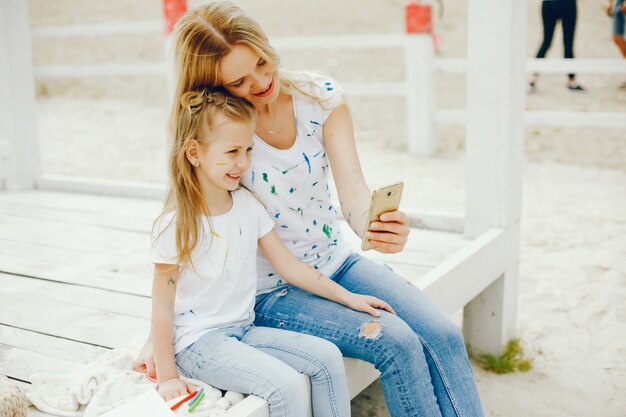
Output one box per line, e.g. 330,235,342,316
193,161,200,167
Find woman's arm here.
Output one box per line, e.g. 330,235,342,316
151,263,193,400
323,104,410,254
259,231,395,316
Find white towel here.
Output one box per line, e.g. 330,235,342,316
25,349,236,417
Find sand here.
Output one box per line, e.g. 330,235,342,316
26,0,626,416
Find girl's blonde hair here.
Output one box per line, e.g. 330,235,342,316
157,88,256,267
169,1,342,137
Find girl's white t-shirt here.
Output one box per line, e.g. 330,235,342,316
240,73,352,294
150,189,274,354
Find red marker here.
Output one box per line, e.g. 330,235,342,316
170,390,198,411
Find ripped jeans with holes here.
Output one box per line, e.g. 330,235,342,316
255,253,484,417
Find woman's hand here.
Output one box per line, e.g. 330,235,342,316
345,293,396,317
132,338,157,379
365,210,410,254
158,377,195,401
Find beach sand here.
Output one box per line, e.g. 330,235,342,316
27,0,626,416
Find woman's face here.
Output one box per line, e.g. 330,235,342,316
219,44,280,108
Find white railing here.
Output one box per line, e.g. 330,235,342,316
31,21,626,156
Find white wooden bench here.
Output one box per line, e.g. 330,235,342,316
0,189,512,417
0,0,525,415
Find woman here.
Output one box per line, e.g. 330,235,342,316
137,2,484,416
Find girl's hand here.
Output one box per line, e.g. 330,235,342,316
345,294,396,317
132,339,156,379
365,210,410,254
158,377,195,401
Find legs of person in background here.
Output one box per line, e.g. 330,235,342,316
530,0,560,92
611,0,626,88
613,34,626,57
562,0,585,91
530,0,586,92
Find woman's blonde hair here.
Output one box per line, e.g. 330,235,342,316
169,1,342,137
156,88,256,267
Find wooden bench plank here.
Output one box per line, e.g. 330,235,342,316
0,215,149,253
0,275,149,348
0,272,150,317
1,341,92,382
0,325,110,366
0,189,160,232
0,245,152,296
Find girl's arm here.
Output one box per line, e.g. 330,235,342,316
132,334,156,378
259,231,396,316
323,104,410,254
151,263,194,400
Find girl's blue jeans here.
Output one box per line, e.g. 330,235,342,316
175,324,350,417
255,253,485,417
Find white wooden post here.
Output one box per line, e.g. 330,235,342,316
405,33,436,156
463,0,525,355
0,0,40,190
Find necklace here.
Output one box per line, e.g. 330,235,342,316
256,102,282,135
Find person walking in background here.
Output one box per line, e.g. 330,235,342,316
606,0,626,89
529,0,586,92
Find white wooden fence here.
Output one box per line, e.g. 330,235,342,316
30,20,626,158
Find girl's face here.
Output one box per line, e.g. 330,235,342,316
192,114,255,195
219,44,280,108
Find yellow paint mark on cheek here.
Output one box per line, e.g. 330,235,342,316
216,162,229,166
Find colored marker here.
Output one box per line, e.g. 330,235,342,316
170,390,197,411
187,388,204,406
188,392,206,412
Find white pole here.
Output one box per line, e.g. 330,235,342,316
405,34,436,156
0,0,40,190
463,0,526,355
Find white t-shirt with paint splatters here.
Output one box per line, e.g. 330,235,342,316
150,189,274,353
241,73,352,294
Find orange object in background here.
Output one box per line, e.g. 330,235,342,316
163,0,187,34
405,1,432,34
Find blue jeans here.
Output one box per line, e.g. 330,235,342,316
255,254,484,417
614,0,625,36
175,325,350,417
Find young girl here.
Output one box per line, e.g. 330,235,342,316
154,3,486,417
150,88,394,417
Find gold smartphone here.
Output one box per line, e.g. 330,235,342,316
361,182,404,251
